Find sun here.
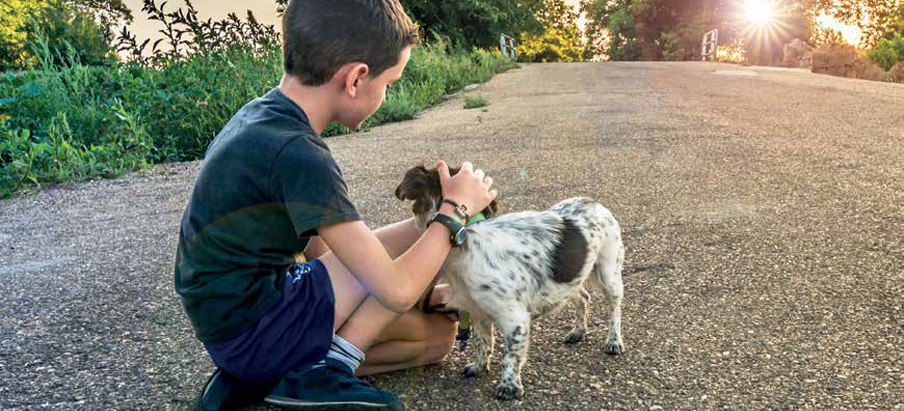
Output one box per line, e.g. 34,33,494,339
745,0,775,24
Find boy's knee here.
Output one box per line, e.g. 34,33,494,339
422,317,457,364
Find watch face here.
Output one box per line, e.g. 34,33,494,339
454,229,468,245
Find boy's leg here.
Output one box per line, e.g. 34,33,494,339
309,218,457,371
256,219,454,411
355,307,457,376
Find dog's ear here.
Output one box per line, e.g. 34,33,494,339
483,198,500,219
396,165,438,215
395,166,430,201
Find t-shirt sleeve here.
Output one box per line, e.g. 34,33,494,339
269,138,361,239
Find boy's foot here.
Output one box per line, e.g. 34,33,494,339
195,368,274,411
264,358,404,410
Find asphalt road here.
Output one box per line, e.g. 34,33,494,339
1,62,902,410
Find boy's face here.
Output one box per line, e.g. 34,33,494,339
338,46,412,130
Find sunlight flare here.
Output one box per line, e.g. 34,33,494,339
745,0,775,24
815,12,866,46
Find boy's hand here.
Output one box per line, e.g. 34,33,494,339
437,161,497,214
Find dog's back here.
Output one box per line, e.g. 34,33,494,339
447,209,583,317
446,197,623,317
548,197,625,296
443,196,626,400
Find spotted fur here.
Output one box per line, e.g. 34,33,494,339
395,166,626,401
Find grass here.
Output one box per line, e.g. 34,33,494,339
464,95,489,109
0,40,516,198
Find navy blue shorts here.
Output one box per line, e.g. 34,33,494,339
204,259,336,383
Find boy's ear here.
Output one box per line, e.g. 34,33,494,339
342,63,370,97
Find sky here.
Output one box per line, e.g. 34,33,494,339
121,0,283,41
121,0,586,43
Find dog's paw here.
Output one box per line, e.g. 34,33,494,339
463,363,483,378
564,328,585,344
604,339,625,355
494,383,523,401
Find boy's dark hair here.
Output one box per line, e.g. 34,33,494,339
282,0,419,86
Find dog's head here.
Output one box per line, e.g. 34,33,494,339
394,165,499,230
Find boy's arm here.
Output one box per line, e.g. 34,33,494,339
302,236,330,261
317,203,459,314
302,217,418,262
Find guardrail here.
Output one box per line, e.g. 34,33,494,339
500,33,517,59
701,29,719,61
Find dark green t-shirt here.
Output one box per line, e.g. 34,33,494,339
174,88,360,343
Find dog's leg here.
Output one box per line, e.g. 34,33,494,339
593,237,625,355
495,312,530,401
564,287,591,344
463,318,494,378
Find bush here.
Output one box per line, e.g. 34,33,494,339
26,1,115,68
1,0,117,70
0,1,517,198
464,96,489,109
867,33,904,71
398,0,544,50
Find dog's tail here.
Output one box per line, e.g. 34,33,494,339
588,205,625,293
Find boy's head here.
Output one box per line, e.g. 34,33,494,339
282,0,419,128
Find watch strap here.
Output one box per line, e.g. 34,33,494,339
441,199,469,221
429,213,464,247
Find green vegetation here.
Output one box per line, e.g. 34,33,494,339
397,0,545,51
0,1,516,198
580,0,901,64
9,0,899,198
0,0,132,70
464,96,489,109
518,0,588,62
867,33,904,70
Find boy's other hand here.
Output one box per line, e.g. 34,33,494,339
437,161,497,214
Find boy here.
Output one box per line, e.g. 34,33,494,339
173,0,497,410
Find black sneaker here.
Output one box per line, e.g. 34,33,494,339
264,358,404,410
195,368,275,411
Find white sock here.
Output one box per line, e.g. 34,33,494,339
322,334,365,371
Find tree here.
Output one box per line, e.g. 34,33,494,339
0,0,48,69
581,0,642,60
0,0,130,69
399,0,546,49
876,1,904,39
581,0,815,63
518,0,586,62
270,0,546,50
804,0,898,48
68,0,133,42
27,0,114,67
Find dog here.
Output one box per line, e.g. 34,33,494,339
395,165,626,401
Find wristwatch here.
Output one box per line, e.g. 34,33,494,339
429,213,467,247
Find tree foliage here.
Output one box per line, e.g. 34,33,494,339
581,0,641,60
0,0,48,69
270,0,547,51
398,0,546,49
0,0,132,70
28,1,115,67
804,0,898,48
518,0,586,62
580,0,897,62
867,32,904,70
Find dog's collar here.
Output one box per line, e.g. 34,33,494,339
466,212,486,226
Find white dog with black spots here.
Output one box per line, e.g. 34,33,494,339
395,166,626,401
